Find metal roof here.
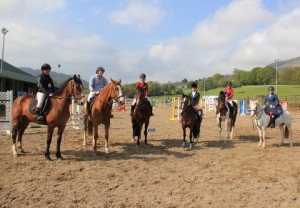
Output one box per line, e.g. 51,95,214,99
0,59,36,83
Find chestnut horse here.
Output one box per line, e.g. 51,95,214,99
82,79,124,154
11,75,83,160
181,94,202,150
216,91,237,142
131,86,151,146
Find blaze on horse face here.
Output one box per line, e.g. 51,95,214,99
111,78,124,105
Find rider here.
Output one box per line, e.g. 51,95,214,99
264,86,283,128
130,73,153,116
86,66,108,116
188,82,202,129
224,81,234,116
36,63,55,122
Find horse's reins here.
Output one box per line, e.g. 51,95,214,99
250,105,264,130
52,79,84,100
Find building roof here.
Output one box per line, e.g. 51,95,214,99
0,59,36,83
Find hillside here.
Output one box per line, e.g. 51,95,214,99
268,56,300,71
19,67,89,87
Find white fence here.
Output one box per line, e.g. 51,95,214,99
0,91,81,133
0,91,13,134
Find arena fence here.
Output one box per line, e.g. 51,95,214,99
0,91,82,134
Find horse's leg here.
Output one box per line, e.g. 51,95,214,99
92,125,99,154
104,123,111,153
286,124,293,147
136,124,142,147
11,117,22,156
224,118,229,142
82,115,88,146
17,116,29,154
56,125,66,160
182,127,186,147
261,128,267,148
279,124,285,147
144,121,149,145
189,127,193,150
257,126,263,147
45,126,55,161
217,117,222,142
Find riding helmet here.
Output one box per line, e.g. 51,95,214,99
227,81,232,86
191,83,197,88
139,73,146,79
268,86,274,91
96,66,105,73
41,63,51,71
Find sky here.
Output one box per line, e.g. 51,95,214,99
1,0,300,84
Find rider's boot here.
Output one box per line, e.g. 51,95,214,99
35,107,44,122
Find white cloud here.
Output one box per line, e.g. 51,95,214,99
108,1,165,31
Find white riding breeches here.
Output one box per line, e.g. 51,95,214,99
36,92,46,108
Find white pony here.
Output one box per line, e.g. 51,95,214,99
249,100,293,148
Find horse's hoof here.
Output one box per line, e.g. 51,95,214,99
189,144,193,150
13,153,19,158
105,149,110,153
182,142,186,147
290,143,294,147
45,156,53,161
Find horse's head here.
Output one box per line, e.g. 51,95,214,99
217,91,226,109
57,74,84,100
249,99,260,117
72,74,84,100
181,93,190,109
109,78,124,105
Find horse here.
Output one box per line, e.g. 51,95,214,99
131,86,151,146
82,79,124,154
216,91,237,142
11,75,84,161
181,94,202,150
249,100,293,148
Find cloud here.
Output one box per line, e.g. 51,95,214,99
108,0,165,31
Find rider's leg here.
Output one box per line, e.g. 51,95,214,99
147,97,154,116
36,92,46,121
130,98,136,116
269,115,276,128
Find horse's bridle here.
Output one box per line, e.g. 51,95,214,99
251,105,263,120
53,79,83,100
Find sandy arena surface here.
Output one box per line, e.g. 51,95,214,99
1,108,300,208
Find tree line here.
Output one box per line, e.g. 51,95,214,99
116,66,300,98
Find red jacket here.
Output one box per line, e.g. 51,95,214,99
136,81,149,97
224,87,234,100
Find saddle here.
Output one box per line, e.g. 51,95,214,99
29,97,52,116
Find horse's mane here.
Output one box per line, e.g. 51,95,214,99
218,91,225,101
56,77,73,96
136,87,145,99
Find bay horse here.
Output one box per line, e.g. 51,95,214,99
131,86,151,146
181,94,202,150
11,75,84,161
82,79,124,154
216,91,237,142
249,100,293,148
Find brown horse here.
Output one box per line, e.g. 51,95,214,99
82,79,124,154
181,94,202,150
131,86,151,146
216,91,237,142
11,75,84,160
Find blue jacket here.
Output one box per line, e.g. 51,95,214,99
264,93,283,116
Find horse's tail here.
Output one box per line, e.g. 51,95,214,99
284,125,289,138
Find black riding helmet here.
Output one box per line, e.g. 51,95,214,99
191,83,197,88
41,63,51,71
140,73,146,79
96,66,105,73
268,86,274,91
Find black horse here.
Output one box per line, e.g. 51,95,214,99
181,94,203,150
131,87,151,146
